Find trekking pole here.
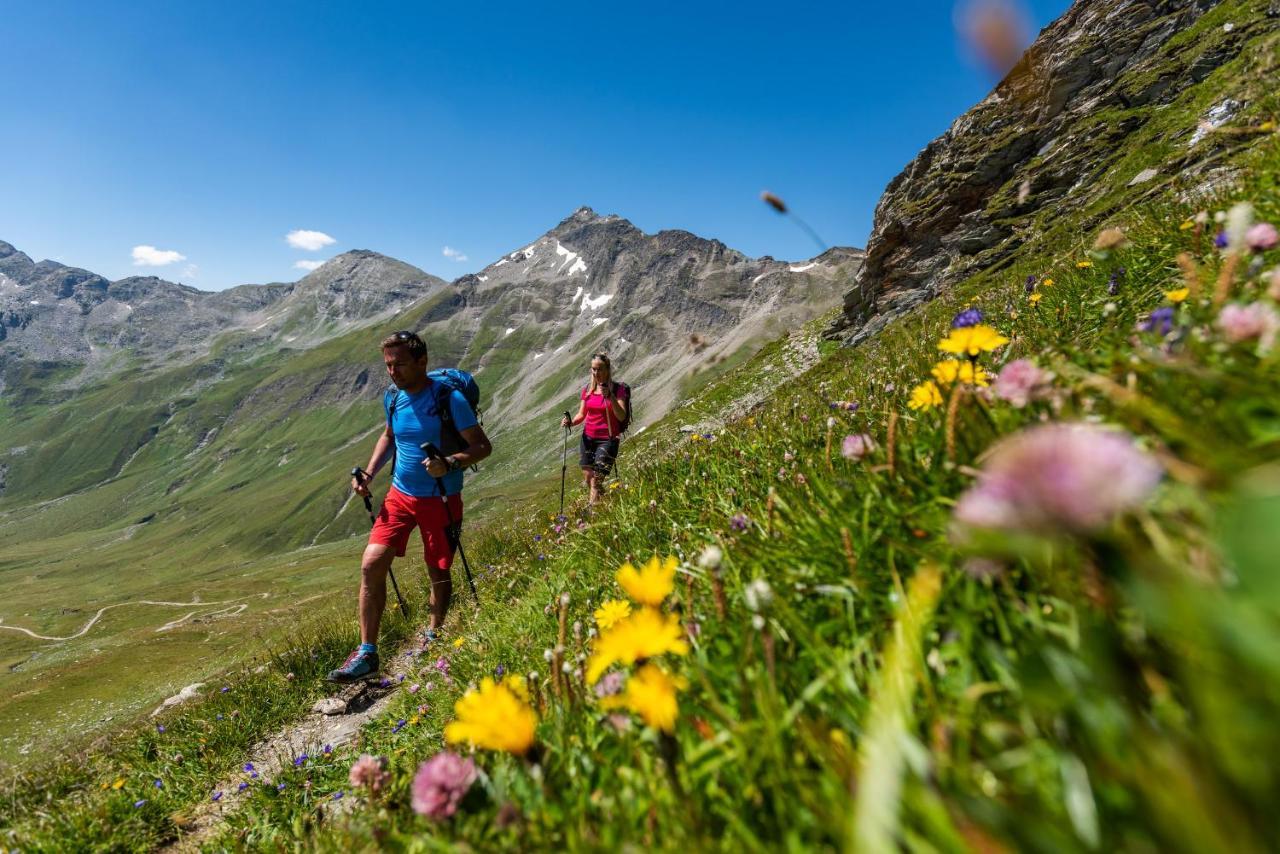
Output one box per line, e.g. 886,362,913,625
418,443,479,602
351,467,410,619
559,411,571,518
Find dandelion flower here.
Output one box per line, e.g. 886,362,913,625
1028,292,1043,305
586,607,690,684
953,423,1162,536
443,677,538,755
606,664,687,733
594,598,633,631
1076,260,1093,268
1164,287,1190,303
112,778,126,790
411,752,478,820
931,360,990,387
1041,278,1054,287
937,325,1009,357
908,380,943,411
617,555,678,606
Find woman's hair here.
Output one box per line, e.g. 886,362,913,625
382,330,428,360
590,352,612,372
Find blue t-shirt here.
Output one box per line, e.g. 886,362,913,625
384,382,478,497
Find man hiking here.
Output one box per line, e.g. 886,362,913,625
328,330,491,683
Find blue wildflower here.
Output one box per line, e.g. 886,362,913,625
951,307,984,328
212,791,223,802
1214,229,1228,249
134,799,147,808
238,782,249,792
294,754,307,767
323,744,332,754
277,782,287,792
333,791,344,800
154,780,163,789
1024,275,1038,294
494,664,506,678
1139,306,1175,335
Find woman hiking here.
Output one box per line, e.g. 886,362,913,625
561,352,629,506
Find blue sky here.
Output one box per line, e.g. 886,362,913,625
1,1,1069,291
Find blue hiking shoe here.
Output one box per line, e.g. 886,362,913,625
327,648,379,683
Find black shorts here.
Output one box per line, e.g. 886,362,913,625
579,435,620,477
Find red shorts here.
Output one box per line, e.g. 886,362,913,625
370,486,464,570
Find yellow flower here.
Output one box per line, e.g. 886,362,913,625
608,481,621,490
1165,287,1189,303
112,778,126,790
1028,292,1043,305
937,325,1009,357
453,637,465,648
1261,120,1277,132
586,607,689,684
594,598,633,631
617,555,678,606
689,434,703,442
908,381,943,411
1179,219,1195,231
606,664,687,733
1076,260,1093,268
930,360,990,387
443,677,538,755
1041,278,1054,287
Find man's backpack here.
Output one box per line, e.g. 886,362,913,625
385,368,483,458
582,380,633,436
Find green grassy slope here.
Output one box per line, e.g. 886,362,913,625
3,119,1278,849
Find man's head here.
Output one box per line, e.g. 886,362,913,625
382,330,429,389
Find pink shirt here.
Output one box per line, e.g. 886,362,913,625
582,383,629,439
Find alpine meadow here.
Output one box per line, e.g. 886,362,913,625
2,0,1280,851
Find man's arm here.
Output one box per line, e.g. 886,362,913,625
424,424,491,477
353,425,394,496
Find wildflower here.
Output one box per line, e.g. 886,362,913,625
212,791,223,802
1024,274,1037,293
730,513,749,532
411,752,478,820
112,778,125,790
156,724,165,733
1075,260,1093,268
595,670,626,698
1164,287,1189,303
1093,227,1130,250
154,779,163,789
1214,229,1229,249
277,783,286,792
953,423,1162,536
616,555,678,606
323,744,333,754
841,433,876,461
1179,219,1195,231
1226,202,1254,251
393,718,408,733
1028,292,1043,305
604,664,687,733
993,359,1053,408
220,686,229,693
937,325,1009,357
134,800,147,809
1217,302,1280,353
333,792,344,800
349,754,390,793
1107,273,1120,296
586,607,690,684
294,754,308,767
743,579,774,612
494,664,506,678
931,360,990,387
1138,306,1175,335
1041,278,1054,287
1246,222,1278,252
435,657,450,675
409,683,421,694
697,544,723,569
594,598,633,631
453,637,465,648
908,380,943,411
444,677,538,754
951,307,984,328
238,782,249,792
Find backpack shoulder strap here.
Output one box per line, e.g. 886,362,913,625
384,385,400,426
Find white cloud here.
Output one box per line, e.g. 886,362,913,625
442,246,468,262
181,264,199,279
286,229,336,251
131,245,187,266
294,259,325,272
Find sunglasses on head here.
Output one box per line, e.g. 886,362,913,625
393,331,424,344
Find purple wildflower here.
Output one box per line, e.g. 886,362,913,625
277,783,287,792
294,754,308,767
951,307,984,328
730,513,749,532
993,359,1053,408
494,664,506,678
533,534,542,542
154,780,163,789
379,677,391,688
595,670,626,698
1107,273,1120,296
392,718,407,733
1138,306,1175,335
134,800,147,809
216,714,223,721
1218,302,1280,352
333,791,344,800
841,433,876,461
156,724,165,733
953,423,1162,536
1024,275,1037,294
212,791,223,802
1214,229,1229,249
846,401,860,412
1246,222,1278,252
220,686,229,693
244,763,254,773
323,744,332,754
238,782,249,792
349,754,391,792
411,752,478,820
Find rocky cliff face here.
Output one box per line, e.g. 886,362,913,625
829,0,1279,344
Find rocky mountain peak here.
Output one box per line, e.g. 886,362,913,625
828,0,1269,345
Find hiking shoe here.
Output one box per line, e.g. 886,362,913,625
419,628,439,649
327,648,379,683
